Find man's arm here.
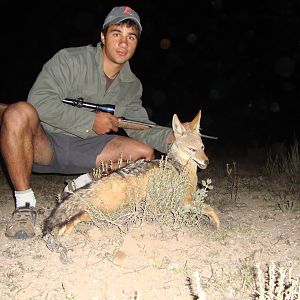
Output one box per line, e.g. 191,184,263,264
119,98,173,154
28,50,97,138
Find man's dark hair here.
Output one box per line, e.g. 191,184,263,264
102,19,141,42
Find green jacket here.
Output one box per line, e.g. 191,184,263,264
28,43,172,153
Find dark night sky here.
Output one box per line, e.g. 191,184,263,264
1,0,299,152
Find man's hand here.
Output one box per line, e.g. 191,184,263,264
92,112,119,134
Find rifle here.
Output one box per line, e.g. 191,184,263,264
63,98,219,139
63,98,156,130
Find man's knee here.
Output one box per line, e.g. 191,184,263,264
0,103,8,123
121,137,154,160
140,144,154,160
2,102,39,129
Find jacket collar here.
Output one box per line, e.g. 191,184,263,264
95,43,136,82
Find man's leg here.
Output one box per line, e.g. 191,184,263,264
0,103,7,123
95,135,154,167
63,135,154,195
1,102,53,239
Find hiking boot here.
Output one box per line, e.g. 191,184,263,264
5,203,37,239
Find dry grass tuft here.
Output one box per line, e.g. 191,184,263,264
187,270,208,300
254,262,300,300
226,161,239,204
265,140,300,185
265,140,300,211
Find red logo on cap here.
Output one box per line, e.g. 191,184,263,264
123,7,133,15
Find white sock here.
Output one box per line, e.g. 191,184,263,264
64,173,92,193
15,188,36,208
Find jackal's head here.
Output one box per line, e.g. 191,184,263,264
170,110,209,169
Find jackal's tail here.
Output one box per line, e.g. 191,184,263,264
43,193,85,235
201,203,220,230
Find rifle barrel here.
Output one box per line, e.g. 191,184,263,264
63,98,115,114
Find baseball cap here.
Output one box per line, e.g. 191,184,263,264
102,6,142,32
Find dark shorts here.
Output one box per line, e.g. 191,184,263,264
32,131,117,174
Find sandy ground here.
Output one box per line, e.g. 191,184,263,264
0,157,299,300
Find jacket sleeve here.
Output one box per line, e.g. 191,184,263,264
126,125,172,154
27,50,95,138
120,92,172,154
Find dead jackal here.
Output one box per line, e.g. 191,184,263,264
44,110,220,235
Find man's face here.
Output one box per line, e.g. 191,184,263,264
101,23,139,65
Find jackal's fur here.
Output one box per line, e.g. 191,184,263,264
44,110,220,235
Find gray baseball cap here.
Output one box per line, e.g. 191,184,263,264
102,6,142,32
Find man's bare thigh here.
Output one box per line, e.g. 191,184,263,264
96,135,153,165
33,125,54,165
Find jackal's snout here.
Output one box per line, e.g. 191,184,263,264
194,156,209,169
198,158,209,169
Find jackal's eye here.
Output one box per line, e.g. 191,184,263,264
201,144,205,150
188,147,196,153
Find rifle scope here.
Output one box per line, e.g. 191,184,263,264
63,98,115,114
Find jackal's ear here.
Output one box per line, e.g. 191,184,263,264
189,110,201,131
172,113,186,138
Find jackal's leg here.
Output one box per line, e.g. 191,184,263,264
58,211,91,235
183,185,196,205
201,204,220,230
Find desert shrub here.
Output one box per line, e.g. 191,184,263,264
83,156,213,232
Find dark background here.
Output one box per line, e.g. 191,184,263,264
1,0,299,155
